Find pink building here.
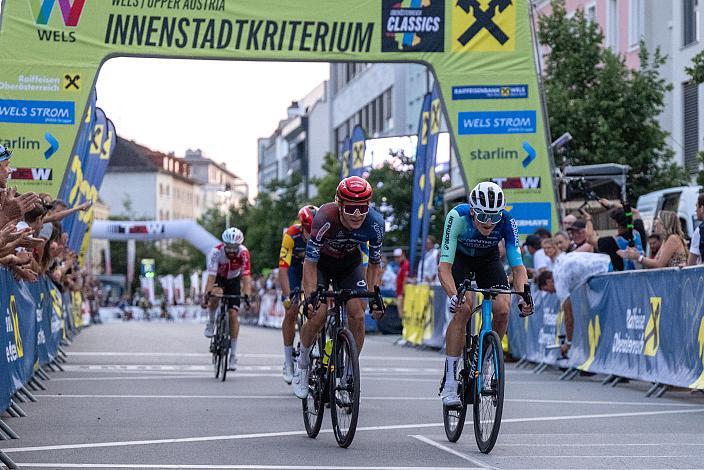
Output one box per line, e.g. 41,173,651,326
533,0,644,69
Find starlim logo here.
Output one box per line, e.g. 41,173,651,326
30,0,86,27
578,314,600,371
643,297,661,357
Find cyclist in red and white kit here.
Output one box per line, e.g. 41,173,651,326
202,227,252,370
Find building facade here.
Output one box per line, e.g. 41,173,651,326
257,62,434,196
533,0,704,173
185,149,248,212
101,138,202,221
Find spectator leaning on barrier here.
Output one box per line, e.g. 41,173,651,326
648,233,663,259
598,207,645,271
522,234,542,278
394,248,409,318
531,228,552,271
554,231,572,253
619,210,688,268
416,236,439,283
535,237,564,274
688,193,704,266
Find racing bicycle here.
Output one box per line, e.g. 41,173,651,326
208,293,246,382
441,279,532,453
301,284,385,448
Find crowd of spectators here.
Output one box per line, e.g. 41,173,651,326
520,194,704,357
0,145,98,319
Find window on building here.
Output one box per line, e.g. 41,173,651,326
684,0,699,46
606,0,618,51
162,159,168,171
159,183,163,196
628,0,644,48
683,81,699,172
166,185,170,196
586,3,597,23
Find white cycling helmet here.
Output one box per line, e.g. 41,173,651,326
469,181,505,213
222,227,244,245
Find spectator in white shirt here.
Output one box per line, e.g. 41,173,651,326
416,235,439,283
688,194,704,266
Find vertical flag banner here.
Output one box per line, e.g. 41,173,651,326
419,84,441,276
349,125,367,177
409,92,432,275
340,136,352,180
0,0,556,229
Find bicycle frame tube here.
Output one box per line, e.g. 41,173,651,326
476,298,493,393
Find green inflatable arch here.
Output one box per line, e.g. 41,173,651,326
0,0,558,233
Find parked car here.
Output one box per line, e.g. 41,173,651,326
637,186,701,238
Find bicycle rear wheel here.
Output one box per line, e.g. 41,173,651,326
329,328,360,448
302,336,325,438
472,331,504,453
218,314,230,382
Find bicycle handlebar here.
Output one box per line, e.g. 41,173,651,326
310,285,386,317
456,279,533,318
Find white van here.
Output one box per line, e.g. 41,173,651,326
636,186,701,238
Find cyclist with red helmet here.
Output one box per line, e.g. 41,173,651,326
292,176,386,399
278,204,318,384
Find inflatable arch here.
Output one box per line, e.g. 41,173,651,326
91,219,218,256
0,0,559,234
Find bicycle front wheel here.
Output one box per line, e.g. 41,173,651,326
472,331,504,453
329,328,360,448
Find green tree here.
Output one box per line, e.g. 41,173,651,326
538,0,689,198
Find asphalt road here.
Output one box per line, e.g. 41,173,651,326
2,320,704,470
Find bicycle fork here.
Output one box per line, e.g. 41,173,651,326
475,299,494,394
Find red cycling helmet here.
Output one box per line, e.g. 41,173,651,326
336,176,373,204
298,205,318,231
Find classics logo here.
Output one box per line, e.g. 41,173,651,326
491,176,541,190
29,0,86,43
0,99,75,125
452,0,516,52
469,141,535,166
458,111,536,135
612,297,662,357
0,133,58,160
106,223,166,235
381,0,445,53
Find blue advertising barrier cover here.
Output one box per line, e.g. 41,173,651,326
6,278,38,393
0,269,69,408
508,285,563,365
0,270,12,411
568,267,704,389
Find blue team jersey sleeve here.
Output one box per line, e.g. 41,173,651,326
501,211,523,268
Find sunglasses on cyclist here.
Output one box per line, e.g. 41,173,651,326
224,243,240,253
341,204,369,216
474,210,502,225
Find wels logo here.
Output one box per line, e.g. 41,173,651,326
689,316,704,389
9,167,53,181
578,314,601,371
491,176,541,190
643,297,661,357
30,0,86,27
7,296,24,362
381,0,445,52
453,0,516,52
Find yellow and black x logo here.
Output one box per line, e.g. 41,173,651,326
352,141,365,169
63,73,81,91
430,99,441,135
453,0,516,52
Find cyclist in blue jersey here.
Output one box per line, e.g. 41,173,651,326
437,182,533,407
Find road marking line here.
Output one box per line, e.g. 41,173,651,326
5,408,703,454
67,352,444,362
33,394,699,407
61,364,442,373
16,465,477,469
410,435,496,469
496,442,704,447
